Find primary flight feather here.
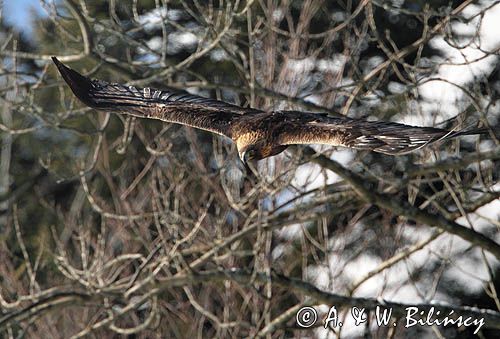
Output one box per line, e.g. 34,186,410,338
52,57,485,163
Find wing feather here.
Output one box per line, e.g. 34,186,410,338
275,111,484,155
52,57,260,138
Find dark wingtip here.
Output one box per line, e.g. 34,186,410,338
447,127,489,138
462,127,489,136
52,57,95,107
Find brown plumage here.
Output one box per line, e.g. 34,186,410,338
52,57,486,163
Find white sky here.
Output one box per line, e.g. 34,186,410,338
2,0,47,38
402,1,500,126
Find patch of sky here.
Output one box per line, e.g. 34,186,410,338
166,31,198,54
210,48,228,62
362,56,385,74
138,7,168,32
272,9,284,23
400,1,500,126
331,11,346,22
316,55,347,73
3,0,48,39
388,81,407,94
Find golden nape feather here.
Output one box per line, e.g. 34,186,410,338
53,57,487,162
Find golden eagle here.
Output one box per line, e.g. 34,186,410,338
52,57,485,163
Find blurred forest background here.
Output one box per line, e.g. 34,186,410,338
0,0,499,338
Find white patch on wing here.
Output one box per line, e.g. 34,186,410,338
354,135,374,146
152,90,161,99
376,135,401,140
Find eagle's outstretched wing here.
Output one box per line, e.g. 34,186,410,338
275,111,485,155
52,57,260,138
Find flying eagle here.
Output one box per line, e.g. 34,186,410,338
52,57,485,163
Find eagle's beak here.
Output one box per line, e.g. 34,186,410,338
238,151,247,164
240,151,255,174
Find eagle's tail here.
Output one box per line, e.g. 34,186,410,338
346,120,487,155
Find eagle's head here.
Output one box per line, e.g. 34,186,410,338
238,144,260,163
238,143,287,164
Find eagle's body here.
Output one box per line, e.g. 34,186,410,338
52,57,485,163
